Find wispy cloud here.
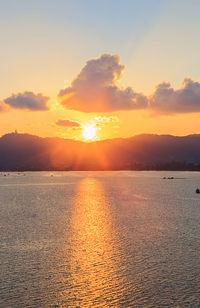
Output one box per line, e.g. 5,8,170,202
93,115,120,126
0,101,9,112
55,119,81,128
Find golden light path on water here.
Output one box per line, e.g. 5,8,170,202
59,177,128,307
1,173,199,307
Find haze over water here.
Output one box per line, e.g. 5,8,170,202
0,171,199,307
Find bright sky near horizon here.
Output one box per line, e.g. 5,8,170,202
1,0,200,140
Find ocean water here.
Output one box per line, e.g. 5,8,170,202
0,171,199,307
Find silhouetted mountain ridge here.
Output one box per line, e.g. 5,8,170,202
0,132,200,170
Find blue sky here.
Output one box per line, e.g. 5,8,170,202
1,0,200,96
0,0,165,96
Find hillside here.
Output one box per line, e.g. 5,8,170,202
0,133,200,170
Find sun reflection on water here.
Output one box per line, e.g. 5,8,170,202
60,178,123,306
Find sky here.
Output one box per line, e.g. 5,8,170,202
1,0,200,141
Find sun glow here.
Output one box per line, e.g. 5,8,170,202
82,125,97,140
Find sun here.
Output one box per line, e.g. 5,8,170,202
82,125,97,141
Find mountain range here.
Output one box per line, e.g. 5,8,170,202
0,132,200,171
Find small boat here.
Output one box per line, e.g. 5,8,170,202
196,188,200,193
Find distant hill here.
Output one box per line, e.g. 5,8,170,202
0,132,200,170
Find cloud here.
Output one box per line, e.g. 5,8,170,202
55,119,81,128
94,115,119,123
149,78,200,114
0,101,9,112
58,53,147,112
94,115,120,126
4,91,50,111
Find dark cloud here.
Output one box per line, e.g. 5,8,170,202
4,91,50,111
149,78,200,114
55,119,81,128
58,53,147,112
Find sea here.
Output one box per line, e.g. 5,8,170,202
0,171,199,307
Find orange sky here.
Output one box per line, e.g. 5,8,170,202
1,1,200,141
